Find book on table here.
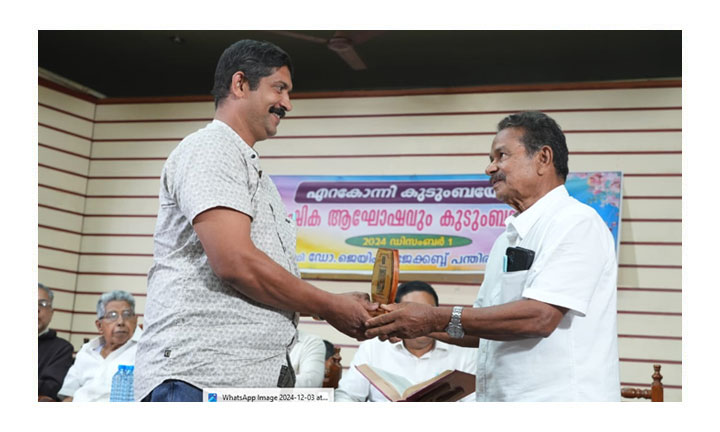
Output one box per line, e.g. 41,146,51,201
355,364,475,402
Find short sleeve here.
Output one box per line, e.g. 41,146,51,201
168,132,257,224
522,215,614,316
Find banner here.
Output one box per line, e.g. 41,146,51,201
273,172,622,275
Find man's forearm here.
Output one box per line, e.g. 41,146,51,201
220,245,337,318
456,300,567,341
193,208,335,316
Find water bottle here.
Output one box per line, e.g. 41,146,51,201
109,365,135,402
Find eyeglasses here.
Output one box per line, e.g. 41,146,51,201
101,309,135,322
38,300,51,309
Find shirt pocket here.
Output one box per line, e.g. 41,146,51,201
269,203,298,270
499,270,529,304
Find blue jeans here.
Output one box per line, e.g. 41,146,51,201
142,380,203,402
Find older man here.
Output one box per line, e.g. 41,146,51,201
38,283,73,401
58,291,142,402
366,111,620,401
337,281,477,402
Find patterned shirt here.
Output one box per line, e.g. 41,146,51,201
134,120,300,399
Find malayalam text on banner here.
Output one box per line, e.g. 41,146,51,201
272,173,622,275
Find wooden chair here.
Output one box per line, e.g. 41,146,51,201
621,364,664,402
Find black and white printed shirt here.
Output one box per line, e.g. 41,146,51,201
135,120,299,400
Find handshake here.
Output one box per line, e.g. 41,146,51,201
320,249,445,341
324,292,441,342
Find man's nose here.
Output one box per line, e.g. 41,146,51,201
485,160,497,176
281,94,292,113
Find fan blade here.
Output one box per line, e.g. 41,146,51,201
269,30,328,44
335,30,385,46
333,45,367,70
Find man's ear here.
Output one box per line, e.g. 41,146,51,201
95,320,102,332
536,145,554,175
230,72,247,98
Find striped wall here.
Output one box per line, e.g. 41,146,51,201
38,78,682,401
38,84,96,345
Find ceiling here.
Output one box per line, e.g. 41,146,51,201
38,30,681,99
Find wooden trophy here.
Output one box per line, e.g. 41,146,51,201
370,248,399,315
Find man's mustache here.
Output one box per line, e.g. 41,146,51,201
491,173,505,184
269,106,286,119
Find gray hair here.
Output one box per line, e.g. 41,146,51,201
38,283,54,305
96,290,135,319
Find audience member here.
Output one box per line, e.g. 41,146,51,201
335,281,477,402
58,290,142,402
38,283,73,401
289,330,326,387
322,340,342,388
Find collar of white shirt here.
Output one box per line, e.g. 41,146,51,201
391,339,451,357
504,185,568,246
88,325,144,353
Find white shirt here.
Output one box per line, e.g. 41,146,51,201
58,327,143,402
289,331,326,388
474,185,620,401
335,337,477,402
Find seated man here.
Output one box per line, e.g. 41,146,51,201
58,290,142,402
289,330,326,387
335,281,477,402
322,340,342,388
38,283,74,401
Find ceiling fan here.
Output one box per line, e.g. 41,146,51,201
271,30,384,70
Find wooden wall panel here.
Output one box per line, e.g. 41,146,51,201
618,244,681,267
38,105,94,138
621,220,681,242
95,101,213,121
39,86,96,119
38,206,83,233
84,197,159,215
78,255,153,274
38,85,94,350
88,109,670,137
81,217,157,234
80,236,154,254
618,267,681,289
38,125,92,156
621,199,680,219
38,146,90,177
39,166,88,195
75,274,148,294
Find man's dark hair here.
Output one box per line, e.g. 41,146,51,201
497,111,569,181
323,340,335,361
395,280,439,306
211,39,294,108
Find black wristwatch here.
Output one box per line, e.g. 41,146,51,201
445,306,464,339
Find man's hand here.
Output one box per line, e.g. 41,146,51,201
322,292,378,341
363,302,444,340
